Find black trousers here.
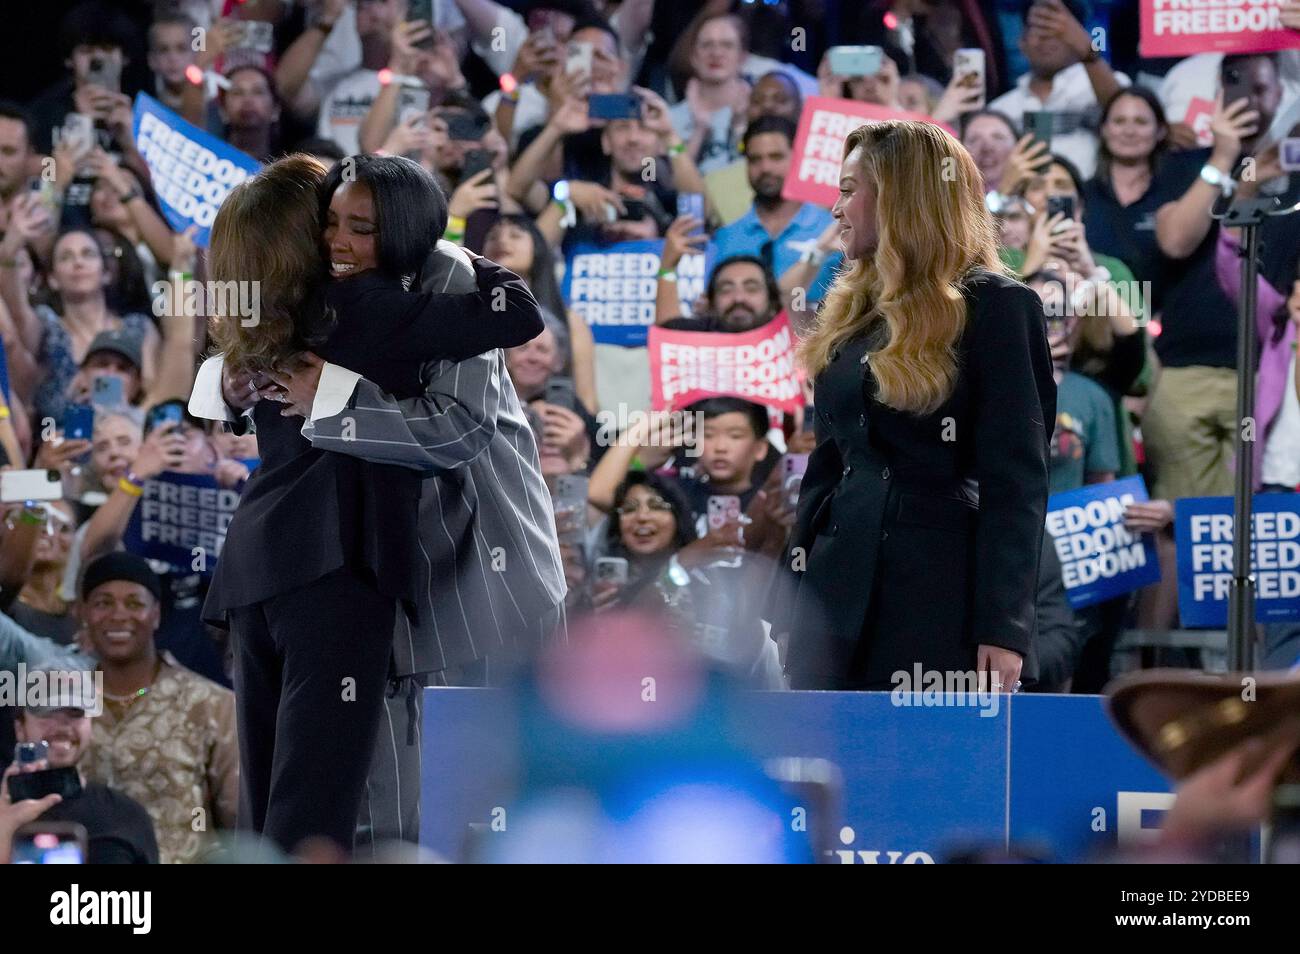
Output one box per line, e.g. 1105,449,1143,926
230,567,397,855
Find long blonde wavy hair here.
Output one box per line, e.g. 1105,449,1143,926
798,120,1005,414
208,154,330,374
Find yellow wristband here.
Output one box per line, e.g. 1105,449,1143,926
0,405,10,420
447,214,467,234
118,476,144,497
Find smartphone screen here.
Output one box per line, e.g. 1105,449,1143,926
407,0,437,48
1046,194,1075,221
11,825,87,864
0,469,64,504
397,86,431,127
1026,111,1054,150
62,403,94,442
619,197,647,221
677,192,705,235
545,377,576,411
953,48,986,107
587,93,641,121
85,56,121,92
594,556,629,585
91,375,126,408
707,494,741,532
828,45,883,77
144,400,185,436
566,41,593,77
460,148,494,181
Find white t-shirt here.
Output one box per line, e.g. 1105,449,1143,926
988,61,1131,179
317,69,381,155
1263,350,1300,488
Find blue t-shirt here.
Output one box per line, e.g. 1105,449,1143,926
712,203,842,302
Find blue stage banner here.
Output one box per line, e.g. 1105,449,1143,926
122,471,240,575
421,688,1171,863
1176,495,1300,627
1009,694,1171,860
563,240,714,348
1045,476,1161,609
132,93,260,247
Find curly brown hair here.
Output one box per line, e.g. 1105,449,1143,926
207,154,329,374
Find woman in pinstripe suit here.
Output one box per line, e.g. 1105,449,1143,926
193,154,544,855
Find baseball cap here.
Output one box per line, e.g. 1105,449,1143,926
82,329,143,372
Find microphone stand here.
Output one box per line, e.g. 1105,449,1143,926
1210,191,1300,673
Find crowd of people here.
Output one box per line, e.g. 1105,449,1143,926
1,0,1299,863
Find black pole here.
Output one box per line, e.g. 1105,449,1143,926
1212,194,1300,672
1228,214,1259,672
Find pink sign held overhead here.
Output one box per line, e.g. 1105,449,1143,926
1141,0,1300,58
782,96,953,209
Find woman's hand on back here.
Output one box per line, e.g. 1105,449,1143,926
267,352,326,418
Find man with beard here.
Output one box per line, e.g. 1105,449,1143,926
655,253,781,334
217,66,286,163
708,116,841,302
9,673,158,864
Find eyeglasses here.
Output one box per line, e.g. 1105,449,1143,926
615,496,674,516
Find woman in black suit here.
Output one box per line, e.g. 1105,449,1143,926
777,120,1056,692
198,155,542,852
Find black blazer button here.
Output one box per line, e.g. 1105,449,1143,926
881,530,889,541
843,465,851,477
858,413,866,426
881,467,891,480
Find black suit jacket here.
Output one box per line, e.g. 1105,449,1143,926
205,260,543,620
778,269,1056,689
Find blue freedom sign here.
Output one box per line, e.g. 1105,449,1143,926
1175,494,1300,627
563,239,714,347
1044,476,1161,609
122,471,240,576
132,93,261,247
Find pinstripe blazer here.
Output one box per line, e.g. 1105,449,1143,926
298,247,567,676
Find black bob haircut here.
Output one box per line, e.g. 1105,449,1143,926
319,155,448,281
689,396,770,440
606,471,697,555
1044,152,1086,198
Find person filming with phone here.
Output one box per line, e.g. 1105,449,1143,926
5,672,159,864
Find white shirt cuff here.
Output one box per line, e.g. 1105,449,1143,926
189,355,234,422
309,361,362,423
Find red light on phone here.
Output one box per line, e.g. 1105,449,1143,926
185,64,204,85
883,11,899,29
378,68,394,86
500,72,518,94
